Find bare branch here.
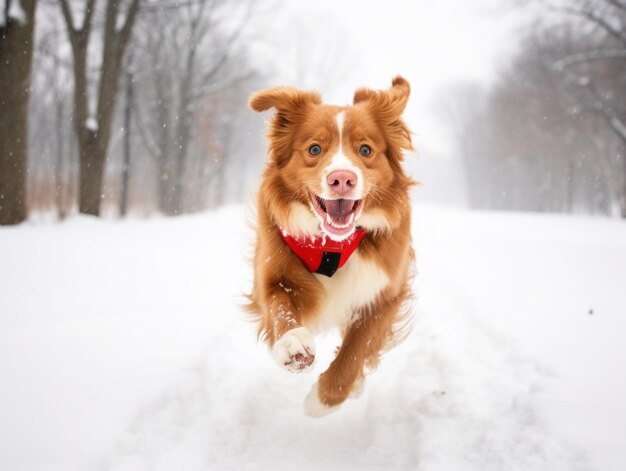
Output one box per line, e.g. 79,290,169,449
557,63,626,145
588,98,626,143
197,0,253,84
545,1,626,45
198,50,231,83
553,48,626,69
81,0,98,32
58,0,76,36
141,0,200,12
192,70,256,100
119,0,142,47
133,97,163,161
58,0,98,35
605,0,626,11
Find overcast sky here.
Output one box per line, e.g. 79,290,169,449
257,0,524,158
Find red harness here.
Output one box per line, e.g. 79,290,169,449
280,228,367,277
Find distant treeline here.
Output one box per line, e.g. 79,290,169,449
1,0,265,225
443,0,626,218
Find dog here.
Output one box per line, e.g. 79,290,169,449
247,76,415,417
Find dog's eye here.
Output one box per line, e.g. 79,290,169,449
359,145,372,157
309,144,322,155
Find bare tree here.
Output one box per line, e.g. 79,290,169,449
58,0,141,216
119,49,134,217
442,22,623,215
21,0,262,219
530,0,626,215
27,8,78,219
132,0,255,215
0,0,37,225
442,1,626,217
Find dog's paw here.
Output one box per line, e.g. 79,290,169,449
304,382,340,418
272,327,315,373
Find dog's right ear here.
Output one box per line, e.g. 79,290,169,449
249,87,321,168
249,87,321,113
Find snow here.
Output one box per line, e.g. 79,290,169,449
1,205,625,470
86,117,99,132
7,0,26,25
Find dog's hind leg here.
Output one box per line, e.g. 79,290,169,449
304,293,403,417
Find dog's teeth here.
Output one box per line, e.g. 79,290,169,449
317,197,326,211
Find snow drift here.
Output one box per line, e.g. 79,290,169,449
1,205,624,470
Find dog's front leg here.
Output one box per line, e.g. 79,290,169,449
261,276,323,374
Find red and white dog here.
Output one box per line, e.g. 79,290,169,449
247,77,415,417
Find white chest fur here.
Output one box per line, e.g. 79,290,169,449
309,252,390,333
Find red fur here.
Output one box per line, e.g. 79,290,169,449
247,77,415,414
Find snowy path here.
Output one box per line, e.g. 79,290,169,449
1,206,624,470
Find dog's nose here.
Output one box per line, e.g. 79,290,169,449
327,170,357,196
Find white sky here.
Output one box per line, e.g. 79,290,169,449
259,0,523,158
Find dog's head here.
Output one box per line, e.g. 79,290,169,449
250,77,413,241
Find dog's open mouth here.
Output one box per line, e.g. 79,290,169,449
311,195,363,240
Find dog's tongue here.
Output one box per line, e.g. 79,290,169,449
325,199,354,225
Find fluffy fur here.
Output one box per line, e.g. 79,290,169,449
247,77,415,416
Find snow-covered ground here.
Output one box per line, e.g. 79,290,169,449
1,205,624,471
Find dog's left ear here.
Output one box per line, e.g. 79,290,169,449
353,76,413,152
353,76,410,114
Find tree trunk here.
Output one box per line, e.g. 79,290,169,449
55,99,68,220
158,155,175,215
0,0,36,225
154,69,174,215
622,154,626,218
78,132,107,215
171,86,193,215
565,156,574,214
77,50,123,216
171,18,200,216
120,65,134,217
59,0,140,217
